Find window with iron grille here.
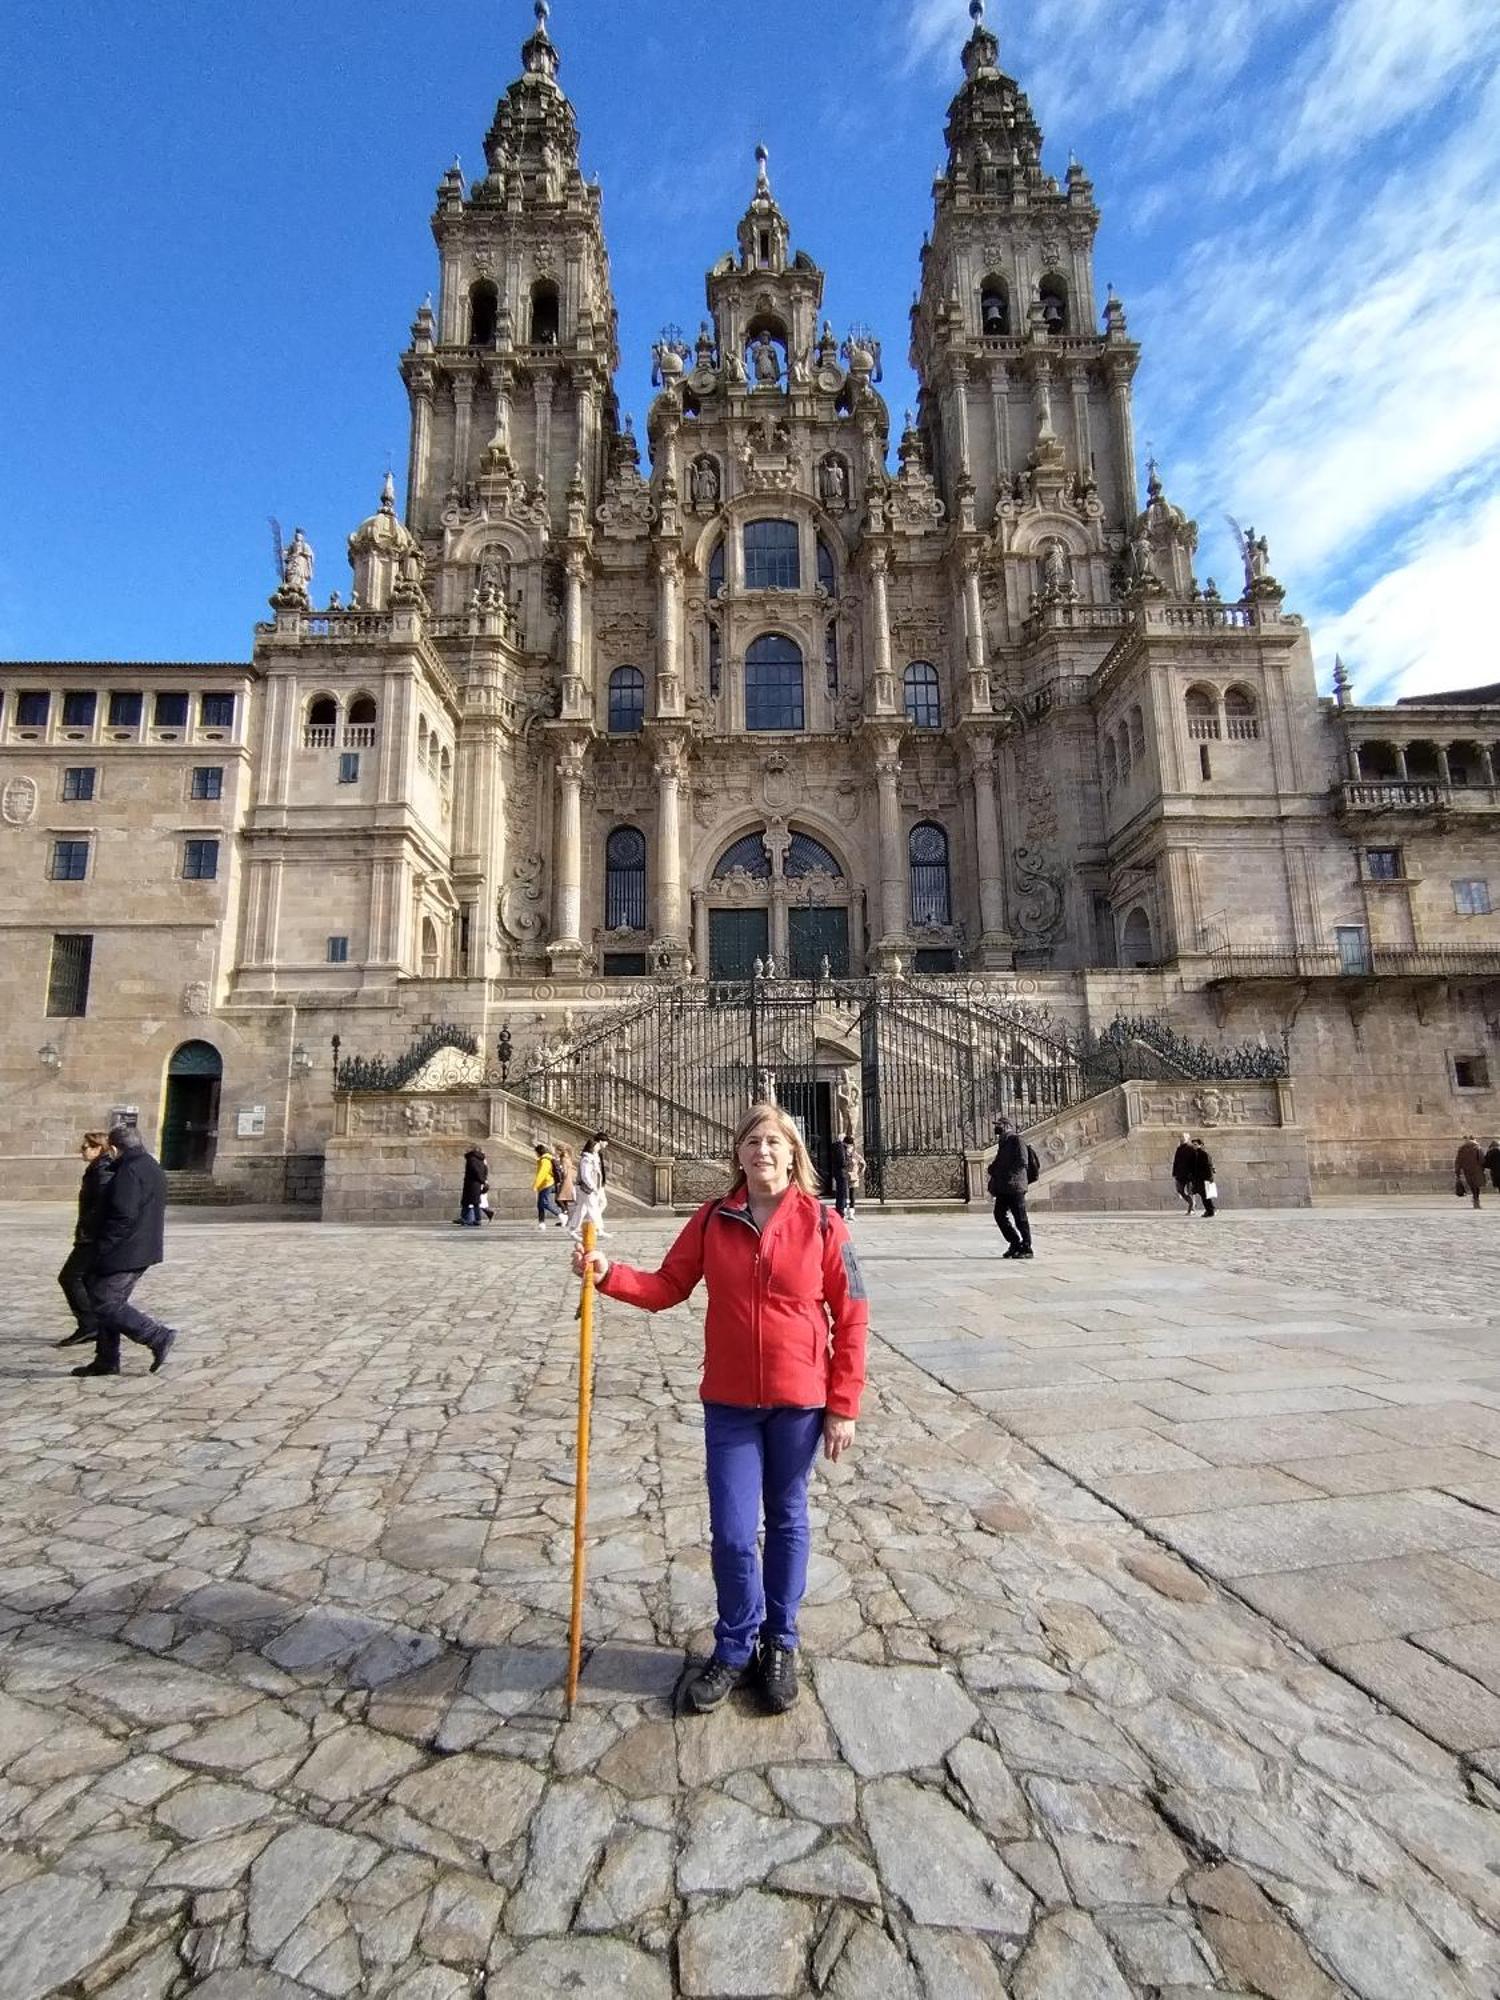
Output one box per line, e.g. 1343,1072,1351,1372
743,520,800,591
1455,879,1492,916
46,934,93,1017
50,839,89,881
909,821,952,926
1365,847,1402,880
16,691,49,727
745,634,804,731
904,661,942,730
108,691,143,728
62,691,97,729
327,936,350,964
608,666,646,734
605,826,648,930
182,838,219,881
200,693,235,729
713,831,771,879
786,832,843,879
191,766,223,800
154,691,189,729
62,767,96,802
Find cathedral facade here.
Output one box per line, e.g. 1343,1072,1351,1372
3,1,1498,1203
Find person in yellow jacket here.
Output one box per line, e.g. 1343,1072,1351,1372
533,1144,562,1229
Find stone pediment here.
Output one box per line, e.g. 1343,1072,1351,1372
596,465,656,541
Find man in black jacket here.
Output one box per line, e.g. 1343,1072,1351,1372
72,1126,177,1378
56,1130,113,1348
988,1117,1034,1259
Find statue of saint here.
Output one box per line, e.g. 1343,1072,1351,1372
692,456,720,506
1242,525,1271,592
820,457,849,511
282,528,314,597
1040,542,1068,594
752,332,782,386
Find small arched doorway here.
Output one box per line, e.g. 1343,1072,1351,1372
162,1040,223,1171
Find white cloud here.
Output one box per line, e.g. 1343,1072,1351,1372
1284,0,1497,161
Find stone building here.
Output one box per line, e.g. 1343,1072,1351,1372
2,0,1497,1209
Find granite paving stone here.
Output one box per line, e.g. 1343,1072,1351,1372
1,1201,1499,1995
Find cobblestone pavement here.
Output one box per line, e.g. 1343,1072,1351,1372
0,1200,1496,1999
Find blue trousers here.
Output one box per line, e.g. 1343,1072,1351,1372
703,1402,824,1668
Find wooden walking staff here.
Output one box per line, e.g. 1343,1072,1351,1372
565,1219,599,1709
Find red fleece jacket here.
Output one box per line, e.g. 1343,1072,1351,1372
597,1187,868,1418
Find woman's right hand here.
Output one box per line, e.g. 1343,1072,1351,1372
572,1246,610,1284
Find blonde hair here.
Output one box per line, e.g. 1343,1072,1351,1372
727,1100,821,1197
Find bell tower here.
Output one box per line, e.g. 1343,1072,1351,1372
910,1,1141,544
399,2,619,556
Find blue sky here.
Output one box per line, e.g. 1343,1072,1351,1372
3,0,1497,700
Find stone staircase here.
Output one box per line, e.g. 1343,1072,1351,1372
164,1171,242,1207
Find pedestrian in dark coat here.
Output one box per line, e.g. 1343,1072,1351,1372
1171,1132,1197,1215
73,1126,176,1378
457,1147,488,1227
1484,1140,1500,1194
1455,1137,1484,1209
988,1117,1033,1259
1174,1133,1217,1217
56,1131,113,1348
830,1134,853,1219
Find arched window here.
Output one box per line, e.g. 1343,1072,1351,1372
980,276,1010,337
1117,723,1132,784
346,694,377,748
439,746,452,788
1120,907,1153,968
786,832,843,878
1185,685,1220,740
1103,735,1118,793
605,826,647,930
307,695,338,728
1039,273,1069,334
713,831,771,880
745,634,805,731
416,718,429,767
1224,686,1260,740
904,662,942,731
743,519,800,591
530,279,560,346
817,538,837,598
468,281,498,347
909,822,952,927
608,665,646,734
708,540,725,602
421,916,441,979
1129,705,1146,761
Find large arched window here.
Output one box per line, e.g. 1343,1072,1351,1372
980,276,1010,337
530,279,560,346
909,822,952,927
745,634,805,731
713,831,772,879
305,695,338,748
817,537,837,598
708,539,725,601
1185,685,1221,740
346,693,378,747
785,832,843,879
1039,273,1069,334
605,826,647,930
468,281,498,347
904,662,942,730
1120,907,1153,968
608,666,646,734
1224,686,1260,740
1103,735,1119,794
743,519,800,591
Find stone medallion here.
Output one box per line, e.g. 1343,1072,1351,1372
1,776,38,826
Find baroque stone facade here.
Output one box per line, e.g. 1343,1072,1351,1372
2,2,1497,1198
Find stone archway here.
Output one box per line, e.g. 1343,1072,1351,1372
161,1039,223,1172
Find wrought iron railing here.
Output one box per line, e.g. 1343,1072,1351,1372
1210,944,1500,982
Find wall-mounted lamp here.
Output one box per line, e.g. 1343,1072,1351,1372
38,1041,62,1076
290,1043,313,1077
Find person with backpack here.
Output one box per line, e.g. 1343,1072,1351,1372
532,1144,562,1228
573,1101,867,1719
987,1116,1035,1259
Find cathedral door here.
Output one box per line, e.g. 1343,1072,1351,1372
709,908,769,981
779,1077,836,1190
161,1040,223,1172
788,907,849,979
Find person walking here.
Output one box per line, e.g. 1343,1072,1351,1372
56,1130,114,1349
1484,1139,1500,1195
456,1147,488,1227
572,1133,609,1240
574,1101,867,1716
532,1144,562,1228
1174,1133,1217,1217
829,1133,853,1219
72,1125,176,1378
1171,1131,1198,1216
1456,1136,1485,1209
555,1143,578,1227
988,1117,1034,1259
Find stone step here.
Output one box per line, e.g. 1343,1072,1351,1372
164,1173,241,1206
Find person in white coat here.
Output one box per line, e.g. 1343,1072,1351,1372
571,1133,610,1239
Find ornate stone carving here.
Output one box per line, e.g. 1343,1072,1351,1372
180,982,210,1018
500,853,547,943
1,777,38,826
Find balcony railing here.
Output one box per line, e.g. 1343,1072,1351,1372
1211,944,1500,982
1187,717,1221,740
343,725,378,748
302,725,336,749
1340,779,1500,812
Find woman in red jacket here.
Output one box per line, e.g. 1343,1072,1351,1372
574,1101,868,1716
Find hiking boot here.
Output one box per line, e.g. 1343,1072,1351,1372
756,1637,800,1714
149,1330,176,1374
71,1361,119,1377
686,1658,745,1713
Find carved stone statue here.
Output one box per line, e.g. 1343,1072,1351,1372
1040,542,1068,595
819,457,849,511
751,332,782,386
691,456,720,506
282,529,314,599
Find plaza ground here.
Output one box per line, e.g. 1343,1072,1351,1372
0,1199,1497,1997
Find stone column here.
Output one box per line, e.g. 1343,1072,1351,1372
562,552,587,717
692,891,709,977
405,366,435,522
872,737,907,960
1393,742,1408,781
652,735,687,954
452,376,475,488
991,363,1012,487
961,556,991,714
965,732,1013,966
764,823,792,970
656,548,684,716
1069,365,1091,474
868,550,897,714
1481,745,1496,788
948,357,972,473
548,737,586,976
1435,744,1452,787
534,375,555,491
1107,360,1138,513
